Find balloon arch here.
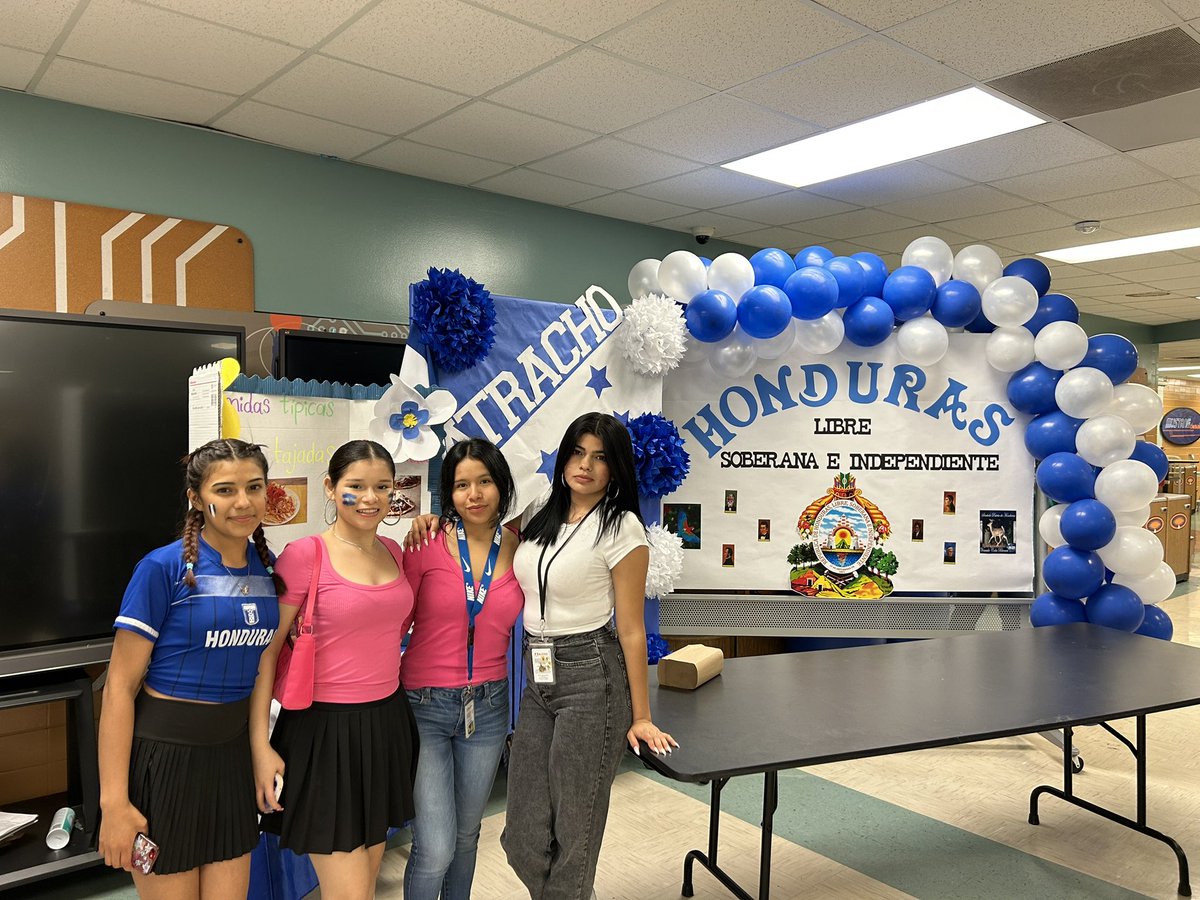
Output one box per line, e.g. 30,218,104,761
629,237,1175,640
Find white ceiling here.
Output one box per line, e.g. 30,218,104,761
4,0,1200,337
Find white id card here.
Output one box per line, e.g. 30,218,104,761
530,641,555,684
464,696,476,739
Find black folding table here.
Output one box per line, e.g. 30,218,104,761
636,624,1200,899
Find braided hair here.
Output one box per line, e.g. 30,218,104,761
180,439,286,595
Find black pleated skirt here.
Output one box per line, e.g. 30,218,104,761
128,692,258,875
260,687,419,855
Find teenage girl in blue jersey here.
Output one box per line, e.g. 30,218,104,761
97,439,284,898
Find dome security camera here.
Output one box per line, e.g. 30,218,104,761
691,226,716,245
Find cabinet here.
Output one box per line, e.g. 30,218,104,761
1148,493,1193,582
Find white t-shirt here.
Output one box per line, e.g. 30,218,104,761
514,501,648,637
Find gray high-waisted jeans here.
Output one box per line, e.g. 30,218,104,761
501,624,632,900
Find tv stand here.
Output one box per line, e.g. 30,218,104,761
0,669,101,890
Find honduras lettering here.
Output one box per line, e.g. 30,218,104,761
683,361,1015,459
204,627,276,648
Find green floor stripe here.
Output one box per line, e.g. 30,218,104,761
629,762,1150,900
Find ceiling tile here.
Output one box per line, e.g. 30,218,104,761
569,192,697,225
61,0,301,94
814,0,956,30
879,184,1029,223
3,0,80,53
998,224,1130,255
1185,175,1200,193
1129,136,1200,178
990,155,1163,202
1106,204,1200,237
924,123,1112,183
717,226,829,253
489,48,711,133
940,205,1078,241
251,55,467,135
529,138,701,190
1164,1,1200,18
405,101,595,166
142,0,372,46
35,57,235,122
472,168,609,206
212,101,388,159
1049,181,1200,221
323,0,574,95
805,160,972,206
1118,262,1200,282
713,192,859,226
597,0,860,91
652,211,766,237
0,45,41,90
469,0,669,41
804,208,923,239
885,0,1172,81
1081,250,1198,273
1155,276,1200,293
848,225,973,256
630,166,785,208
1051,273,1133,290
616,93,818,165
357,140,510,184
731,37,968,128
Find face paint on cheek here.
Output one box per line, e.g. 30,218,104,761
341,493,357,506
208,503,217,517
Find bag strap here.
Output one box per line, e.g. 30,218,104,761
295,535,324,630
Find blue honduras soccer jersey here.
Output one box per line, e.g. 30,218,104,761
114,538,279,703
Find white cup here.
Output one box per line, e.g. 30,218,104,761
46,806,75,850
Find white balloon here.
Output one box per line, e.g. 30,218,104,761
1055,367,1114,419
1114,561,1176,604
981,275,1038,327
896,316,949,366
794,311,845,355
1033,321,1088,371
902,236,954,286
952,244,1003,293
755,319,796,360
707,325,757,378
1113,504,1151,528
679,333,710,367
707,252,755,302
1039,505,1065,548
1075,414,1136,467
627,258,661,301
1094,459,1160,511
985,326,1035,372
1103,383,1164,434
1097,525,1164,577
657,250,708,303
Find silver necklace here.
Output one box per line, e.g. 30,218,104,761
330,525,378,554
220,560,251,596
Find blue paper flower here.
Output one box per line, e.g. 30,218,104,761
389,400,429,440
410,267,496,374
647,633,671,665
627,412,690,499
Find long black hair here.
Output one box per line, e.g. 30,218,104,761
523,412,644,546
438,438,515,528
328,439,395,484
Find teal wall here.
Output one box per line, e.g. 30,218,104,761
0,89,748,323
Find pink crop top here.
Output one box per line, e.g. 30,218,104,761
275,535,414,704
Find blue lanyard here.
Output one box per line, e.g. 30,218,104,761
456,522,503,683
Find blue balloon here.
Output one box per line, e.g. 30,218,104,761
1025,411,1083,460
826,256,867,308
1036,451,1096,503
1043,547,1105,599
1007,362,1061,415
1024,293,1079,335
700,256,713,267
794,245,834,269
850,252,889,298
784,267,838,320
684,289,737,343
1135,604,1174,640
1104,566,1117,583
1129,440,1169,483
882,266,936,321
1079,333,1138,384
965,308,996,333
1059,499,1117,551
1085,583,1145,632
1030,592,1088,627
737,285,792,339
1004,257,1052,297
843,297,895,347
750,247,797,289
931,279,981,328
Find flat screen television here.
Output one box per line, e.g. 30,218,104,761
273,329,405,386
0,311,244,676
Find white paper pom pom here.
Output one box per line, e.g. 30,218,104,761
618,293,687,377
645,524,684,600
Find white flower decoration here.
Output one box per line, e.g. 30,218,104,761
368,374,457,462
645,524,685,600
618,292,687,377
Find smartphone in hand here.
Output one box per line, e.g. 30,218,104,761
132,833,158,874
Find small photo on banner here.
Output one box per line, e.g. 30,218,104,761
979,510,1016,554
663,503,701,550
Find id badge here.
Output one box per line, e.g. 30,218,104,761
530,640,555,684
464,695,476,739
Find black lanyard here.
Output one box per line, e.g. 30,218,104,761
535,503,599,637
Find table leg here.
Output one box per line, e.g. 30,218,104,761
681,772,778,900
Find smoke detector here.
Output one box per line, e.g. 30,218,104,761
1075,220,1102,234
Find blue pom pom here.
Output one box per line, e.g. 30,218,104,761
627,413,690,499
410,268,496,374
647,633,671,664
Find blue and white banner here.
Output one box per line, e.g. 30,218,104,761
402,286,661,513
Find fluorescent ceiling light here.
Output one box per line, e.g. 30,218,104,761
1039,227,1200,263
722,87,1044,188
1160,365,1200,372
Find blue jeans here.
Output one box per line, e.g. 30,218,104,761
403,679,509,900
